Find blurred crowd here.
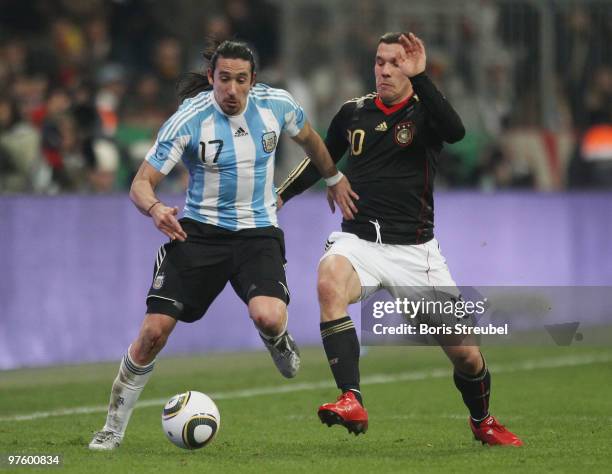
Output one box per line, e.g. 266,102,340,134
0,0,610,195
0,0,280,194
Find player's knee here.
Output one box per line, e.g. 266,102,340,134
453,350,483,375
249,299,286,334
136,321,171,361
251,315,282,335
317,276,346,308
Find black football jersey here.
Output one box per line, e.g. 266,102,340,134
278,73,465,245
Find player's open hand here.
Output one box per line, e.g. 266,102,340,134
398,32,426,78
150,204,188,242
326,176,359,220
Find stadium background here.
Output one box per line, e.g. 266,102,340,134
1,2,612,472
1,0,611,368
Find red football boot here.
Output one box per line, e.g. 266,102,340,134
318,391,368,435
469,415,523,446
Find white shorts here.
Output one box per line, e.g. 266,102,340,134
320,231,459,301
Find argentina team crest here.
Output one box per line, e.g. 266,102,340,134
394,121,415,146
262,131,277,153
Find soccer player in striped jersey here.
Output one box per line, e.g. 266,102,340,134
277,32,522,446
89,40,358,451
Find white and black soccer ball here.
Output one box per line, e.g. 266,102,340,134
161,391,220,449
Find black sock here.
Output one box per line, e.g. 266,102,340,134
453,359,490,423
320,316,362,405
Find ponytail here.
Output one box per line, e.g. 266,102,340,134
175,72,210,103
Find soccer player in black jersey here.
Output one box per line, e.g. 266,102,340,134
277,32,522,446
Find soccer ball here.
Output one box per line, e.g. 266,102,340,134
161,391,220,449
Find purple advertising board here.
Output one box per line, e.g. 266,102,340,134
1,192,611,369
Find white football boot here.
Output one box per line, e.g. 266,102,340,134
262,331,301,378
88,430,122,451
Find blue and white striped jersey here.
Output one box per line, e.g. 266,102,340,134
145,83,306,230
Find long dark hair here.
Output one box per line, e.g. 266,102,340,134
175,72,210,103
176,38,256,103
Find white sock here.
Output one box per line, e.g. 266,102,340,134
102,347,155,436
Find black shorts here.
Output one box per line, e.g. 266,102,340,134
146,218,290,323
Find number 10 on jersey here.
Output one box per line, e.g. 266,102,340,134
348,129,365,156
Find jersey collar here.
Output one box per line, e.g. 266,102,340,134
374,93,413,116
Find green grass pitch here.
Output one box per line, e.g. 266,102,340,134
1,344,611,473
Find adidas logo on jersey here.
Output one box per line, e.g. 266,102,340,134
234,127,248,137
375,122,388,132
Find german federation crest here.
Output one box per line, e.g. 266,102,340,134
394,121,415,146
262,131,277,153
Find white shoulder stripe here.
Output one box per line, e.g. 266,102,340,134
192,96,213,111
170,97,212,125
345,92,376,104
253,96,299,110
160,100,213,142
252,87,295,99
159,95,212,141
251,91,298,108
252,94,298,108
161,93,210,133
252,90,297,103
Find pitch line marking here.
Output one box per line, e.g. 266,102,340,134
1,353,610,422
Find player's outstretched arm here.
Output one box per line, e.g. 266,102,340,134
291,122,359,220
130,161,187,241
